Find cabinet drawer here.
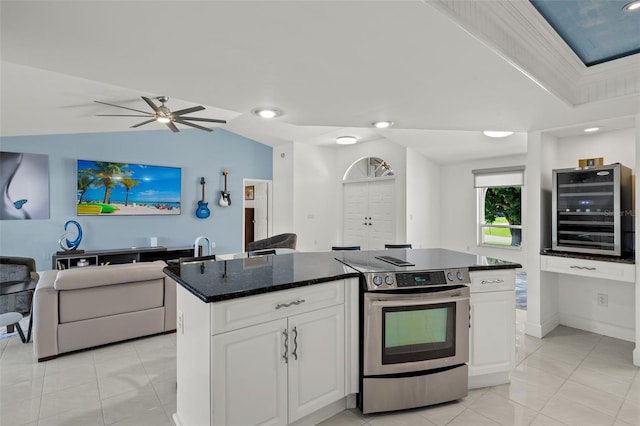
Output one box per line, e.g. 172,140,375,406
211,281,345,334
469,269,516,292
540,255,635,283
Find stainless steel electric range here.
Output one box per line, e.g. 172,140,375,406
337,249,472,414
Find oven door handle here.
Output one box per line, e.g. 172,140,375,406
368,295,469,307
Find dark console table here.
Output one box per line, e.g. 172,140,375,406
52,246,194,270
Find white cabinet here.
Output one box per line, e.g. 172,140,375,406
212,304,345,426
468,270,516,389
540,254,635,283
173,281,348,426
287,305,345,421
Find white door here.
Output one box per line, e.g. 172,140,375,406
343,181,369,249
469,291,515,379
287,305,345,422
212,319,288,426
253,181,269,241
343,179,395,250
368,179,395,250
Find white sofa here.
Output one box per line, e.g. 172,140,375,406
33,260,176,361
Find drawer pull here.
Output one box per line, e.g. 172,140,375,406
275,299,306,310
291,327,298,360
481,279,504,285
570,266,597,271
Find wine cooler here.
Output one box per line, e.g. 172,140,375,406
552,163,633,256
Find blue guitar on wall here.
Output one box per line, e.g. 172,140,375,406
196,177,210,219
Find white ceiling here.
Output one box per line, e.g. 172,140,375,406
1,0,638,164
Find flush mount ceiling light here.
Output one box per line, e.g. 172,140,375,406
482,130,514,138
372,121,394,129
252,107,283,119
623,0,640,12
336,136,357,145
584,127,600,133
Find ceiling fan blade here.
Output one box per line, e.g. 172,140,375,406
166,121,180,132
174,118,213,132
178,117,227,124
96,114,154,117
141,96,161,113
131,119,157,128
171,105,205,116
94,100,152,115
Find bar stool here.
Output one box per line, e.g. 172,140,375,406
0,312,27,343
384,244,412,249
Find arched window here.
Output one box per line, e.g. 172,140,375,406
343,157,394,181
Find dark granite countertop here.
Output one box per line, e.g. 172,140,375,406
165,248,522,303
540,249,635,265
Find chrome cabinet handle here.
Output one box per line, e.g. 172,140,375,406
481,279,504,284
570,265,596,271
292,327,298,360
282,329,288,364
275,299,306,310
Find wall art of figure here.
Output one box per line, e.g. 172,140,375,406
0,151,50,220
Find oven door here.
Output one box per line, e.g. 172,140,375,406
363,286,469,376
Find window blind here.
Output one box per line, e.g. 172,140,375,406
472,166,525,188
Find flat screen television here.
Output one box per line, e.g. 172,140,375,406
77,160,181,215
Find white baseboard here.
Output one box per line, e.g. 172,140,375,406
172,413,183,426
525,313,559,338
559,313,635,342
468,372,510,389
290,398,347,426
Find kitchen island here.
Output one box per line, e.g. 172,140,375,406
165,249,521,426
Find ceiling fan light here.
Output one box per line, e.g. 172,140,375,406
372,121,394,129
156,116,171,124
252,107,283,119
336,136,357,145
482,130,514,138
623,1,640,11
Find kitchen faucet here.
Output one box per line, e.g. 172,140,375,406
194,236,211,257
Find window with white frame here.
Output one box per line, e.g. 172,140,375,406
473,166,524,248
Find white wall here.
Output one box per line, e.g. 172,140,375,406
439,154,527,267
406,147,441,248
273,142,294,237
292,143,342,252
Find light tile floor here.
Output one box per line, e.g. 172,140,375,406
0,310,638,425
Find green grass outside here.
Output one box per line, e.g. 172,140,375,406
484,217,512,238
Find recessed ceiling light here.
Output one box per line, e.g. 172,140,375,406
482,130,514,138
584,127,600,133
252,107,283,119
372,121,394,129
336,136,357,145
623,1,640,12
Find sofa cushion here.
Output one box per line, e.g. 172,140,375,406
59,279,164,323
54,261,166,291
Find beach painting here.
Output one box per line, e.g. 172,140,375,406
77,160,181,215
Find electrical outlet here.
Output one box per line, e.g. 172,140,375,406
178,311,184,334
597,293,608,307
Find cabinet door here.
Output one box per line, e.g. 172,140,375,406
212,319,288,426
469,291,515,378
288,304,345,422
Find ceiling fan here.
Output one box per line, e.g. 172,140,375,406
94,96,227,132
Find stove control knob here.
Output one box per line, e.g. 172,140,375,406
447,271,454,281
384,275,394,285
456,271,464,281
372,275,383,286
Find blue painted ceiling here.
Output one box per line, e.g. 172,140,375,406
530,0,640,66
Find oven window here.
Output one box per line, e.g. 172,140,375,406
382,302,456,364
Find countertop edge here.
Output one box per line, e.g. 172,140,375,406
165,266,360,303
469,263,522,271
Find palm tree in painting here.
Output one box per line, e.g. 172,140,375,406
86,162,130,204
77,173,98,203
120,176,140,206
